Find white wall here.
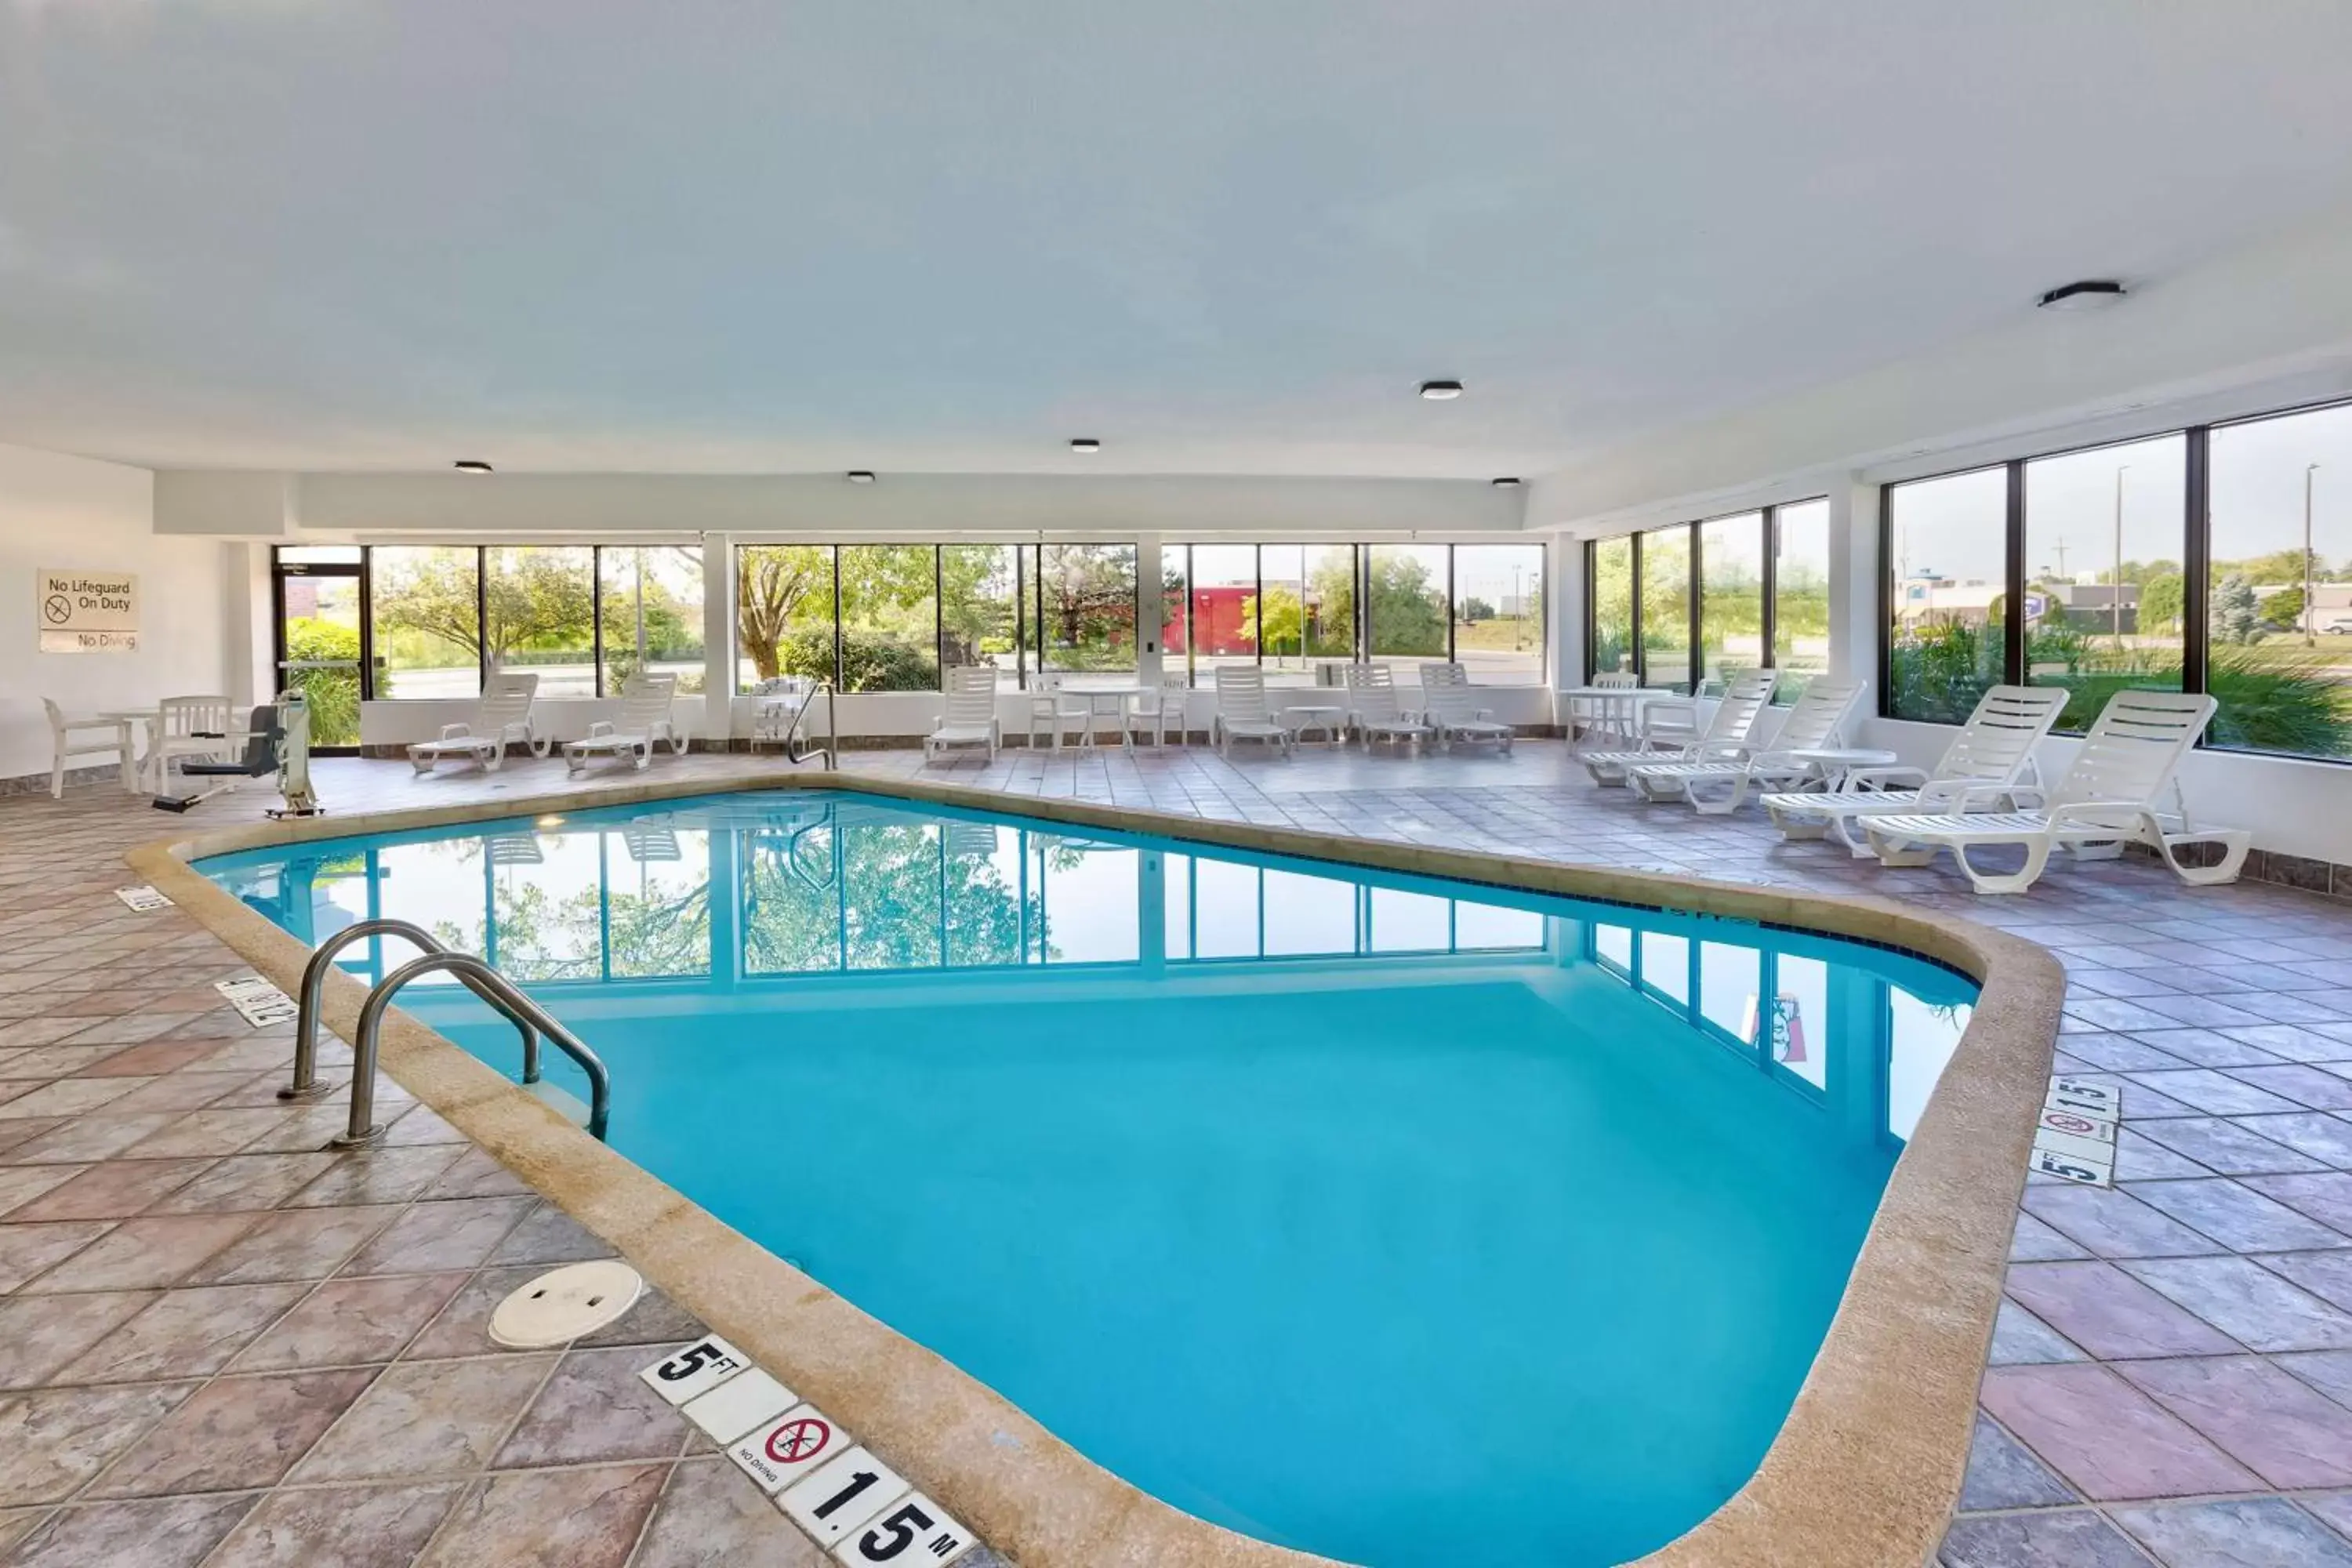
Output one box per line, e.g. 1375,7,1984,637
0,444,230,782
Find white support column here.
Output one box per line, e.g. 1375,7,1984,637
1825,477,1880,696
1135,535,1163,686
701,532,735,746
1550,533,1584,692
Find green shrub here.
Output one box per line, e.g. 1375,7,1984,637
283,617,360,747
777,628,940,692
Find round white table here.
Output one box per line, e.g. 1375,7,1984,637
1559,686,1675,754
1782,746,1901,789
1280,704,1346,746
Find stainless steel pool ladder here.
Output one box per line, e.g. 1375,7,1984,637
281,917,612,1148
780,680,838,768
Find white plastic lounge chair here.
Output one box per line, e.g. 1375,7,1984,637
564,673,685,773
1581,668,1777,786
43,699,135,797
924,666,1001,764
1343,664,1432,752
1624,677,1865,813
1760,684,2068,855
1212,666,1291,757
1417,664,1513,752
1860,690,2249,895
409,671,547,775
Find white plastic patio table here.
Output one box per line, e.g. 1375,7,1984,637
1558,686,1671,753
1780,746,1901,789
1280,704,1345,745
1057,684,1151,750
96,708,163,792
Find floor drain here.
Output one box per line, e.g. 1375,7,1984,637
489,1259,644,1348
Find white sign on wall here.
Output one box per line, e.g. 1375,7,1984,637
38,568,140,654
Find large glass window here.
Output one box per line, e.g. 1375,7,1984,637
837,545,941,691
1258,543,1356,681
1454,544,1544,684
597,546,705,695
1886,466,2007,723
1772,500,1831,702
2024,434,2187,729
735,545,837,691
1589,537,1634,677
273,550,364,749
1160,547,1190,673
370,546,482,699
1698,513,1765,684
1035,545,1138,672
484,547,597,698
2209,403,2352,758
1367,544,1450,660
941,545,1023,689
1638,524,1693,691
1185,544,1257,684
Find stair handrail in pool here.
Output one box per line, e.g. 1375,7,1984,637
779,679,837,768
282,917,534,1105
341,950,612,1148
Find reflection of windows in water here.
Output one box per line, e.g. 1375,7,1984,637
1889,992,1973,1141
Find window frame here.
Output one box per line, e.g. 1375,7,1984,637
1584,503,1817,694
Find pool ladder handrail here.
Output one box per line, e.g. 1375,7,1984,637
281,917,612,1148
779,679,838,769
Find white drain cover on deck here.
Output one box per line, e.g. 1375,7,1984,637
490,1259,644,1348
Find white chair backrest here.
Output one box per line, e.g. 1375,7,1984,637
477,670,539,728
1764,677,1864,753
1161,670,1189,691
1594,671,1639,691
617,673,677,731
1698,668,1779,746
943,665,997,724
2045,690,2216,811
1215,665,1273,724
1345,663,1404,720
1931,685,2070,786
42,698,68,739
1418,662,1468,690
158,695,232,740
1421,681,1483,724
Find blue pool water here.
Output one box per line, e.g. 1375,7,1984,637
199,789,1976,1567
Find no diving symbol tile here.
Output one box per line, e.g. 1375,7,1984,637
731,1403,848,1494
2031,1076,2117,1188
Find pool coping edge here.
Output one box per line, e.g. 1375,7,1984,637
126,766,2061,1568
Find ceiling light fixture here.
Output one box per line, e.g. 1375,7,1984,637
2037,280,2127,312
846,470,876,484
453,459,494,474
1491,476,1522,488
1069,438,1102,454
1419,379,1465,400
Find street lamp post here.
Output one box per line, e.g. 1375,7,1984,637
2307,463,2321,647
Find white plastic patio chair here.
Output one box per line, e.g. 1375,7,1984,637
1860,690,2249,895
151,695,239,787
409,671,547,775
1581,668,1777,785
1417,664,1513,752
1212,666,1291,757
1122,672,1188,750
565,673,685,773
42,699,136,797
924,666,1001,764
1624,677,1865,813
1760,684,2068,855
1567,670,1641,753
1026,673,1094,752
1343,664,1432,753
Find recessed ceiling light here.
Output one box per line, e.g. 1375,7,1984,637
453,459,494,474
846,470,876,484
1491,476,1522,488
1069,438,1102,454
1419,380,1465,400
2037,280,2127,311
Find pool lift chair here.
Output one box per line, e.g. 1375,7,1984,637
151,692,323,818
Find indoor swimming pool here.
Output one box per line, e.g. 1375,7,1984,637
198,789,1979,1568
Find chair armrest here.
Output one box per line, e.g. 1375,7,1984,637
2043,800,2153,830
1926,781,2025,812
585,720,616,739
437,723,471,740
1845,766,1927,791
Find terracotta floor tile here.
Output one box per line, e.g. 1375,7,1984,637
2125,1177,2351,1252
2245,1171,2352,1232
421,1147,536,1201
2121,1070,2305,1116
85,1041,225,1078
144,1152,337,1215
292,1354,555,1482
183,1205,400,1286
1937,1508,2158,1568
1955,1415,2076,1512
2234,1063,2352,1110
630,1456,829,1568
0,1382,198,1506
2122,1255,2352,1352
0,1079,151,1123
2003,1261,2239,1359
2128,1117,2324,1177
201,1479,462,1568
413,1463,668,1568
284,1146,463,1209
399,1266,544,1361
230,1272,469,1372
2235,1111,2352,1167
0,1221,111,1294
0,1166,85,1220
495,1345,690,1468
1988,1301,2086,1365
2116,1355,2352,1488
18,1214,256,1294
1979,1363,2260,1501
2,1494,256,1568
4,1114,185,1166
100,1072,257,1117
339,1196,532,1277
84,1367,376,1498
119,1109,299,1161
6,1159,216,1222
2109,1496,2352,1567
0,1292,155,1392
58,1282,307,1385
488,1203,614,1268
2021,1185,2223,1258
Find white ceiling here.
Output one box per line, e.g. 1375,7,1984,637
6,0,2352,478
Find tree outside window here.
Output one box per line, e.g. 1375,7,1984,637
736,545,836,689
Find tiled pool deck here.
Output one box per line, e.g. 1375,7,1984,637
5,740,2352,1566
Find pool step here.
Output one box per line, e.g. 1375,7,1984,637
525,1078,593,1130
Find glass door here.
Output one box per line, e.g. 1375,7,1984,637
273,546,367,751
